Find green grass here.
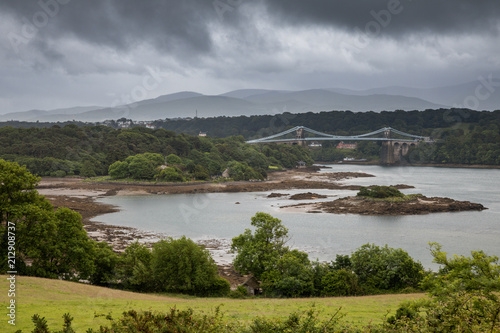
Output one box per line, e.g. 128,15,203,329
1,275,425,332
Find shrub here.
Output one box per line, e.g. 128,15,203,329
151,237,228,296
357,186,404,199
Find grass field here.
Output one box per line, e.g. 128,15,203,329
1,275,425,332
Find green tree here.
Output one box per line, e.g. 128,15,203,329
321,269,360,296
386,243,500,332
261,249,315,297
151,236,229,296
80,160,97,178
0,160,95,280
118,242,153,291
231,212,290,280
166,153,182,165
108,161,129,179
127,155,156,179
158,166,185,182
351,244,424,292
89,242,119,286
193,164,209,180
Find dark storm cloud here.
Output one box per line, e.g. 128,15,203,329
1,0,217,55
262,0,500,37
2,0,499,59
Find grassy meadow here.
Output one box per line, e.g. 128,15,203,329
1,275,425,332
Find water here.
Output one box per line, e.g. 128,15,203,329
93,165,500,269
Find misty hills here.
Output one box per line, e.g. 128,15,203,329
1,81,498,122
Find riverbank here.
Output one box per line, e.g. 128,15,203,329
39,168,376,253
323,161,500,169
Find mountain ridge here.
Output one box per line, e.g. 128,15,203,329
2,81,498,122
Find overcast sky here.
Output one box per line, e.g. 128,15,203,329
1,0,499,113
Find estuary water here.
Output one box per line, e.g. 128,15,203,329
93,165,500,270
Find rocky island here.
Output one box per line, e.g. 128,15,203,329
285,186,487,215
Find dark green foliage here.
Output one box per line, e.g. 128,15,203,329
117,242,154,291
31,308,238,333
350,244,425,292
321,269,361,297
249,308,351,333
357,186,405,199
261,250,315,297
151,236,230,296
231,212,290,281
383,243,500,332
89,242,119,286
157,166,185,182
0,160,96,280
0,125,312,179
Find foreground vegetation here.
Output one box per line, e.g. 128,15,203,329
2,160,500,331
0,275,423,333
4,239,500,332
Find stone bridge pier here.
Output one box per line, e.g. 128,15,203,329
381,141,418,164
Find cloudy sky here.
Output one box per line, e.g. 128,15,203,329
0,0,499,113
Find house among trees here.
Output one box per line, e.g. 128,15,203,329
199,131,207,137
337,141,357,149
296,161,307,168
240,276,261,296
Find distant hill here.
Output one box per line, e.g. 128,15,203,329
9,83,498,122
328,80,500,111
0,106,102,122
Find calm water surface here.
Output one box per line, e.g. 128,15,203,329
93,165,500,269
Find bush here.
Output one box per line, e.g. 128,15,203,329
351,244,425,292
158,166,185,182
357,186,404,199
321,269,361,296
151,237,228,296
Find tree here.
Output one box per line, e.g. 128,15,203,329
321,269,360,296
80,160,97,178
151,236,229,296
89,242,119,286
166,153,182,165
386,243,500,332
158,166,185,182
0,160,96,280
118,241,153,291
231,212,290,280
108,161,129,179
351,244,424,292
261,249,315,297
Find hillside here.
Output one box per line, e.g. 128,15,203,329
1,275,423,332
0,88,446,122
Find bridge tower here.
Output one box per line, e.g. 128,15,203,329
381,128,395,164
295,127,305,146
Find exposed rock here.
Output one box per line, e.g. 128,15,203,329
317,196,487,215
267,193,287,198
289,192,328,200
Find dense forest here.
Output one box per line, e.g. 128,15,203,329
1,108,499,168
0,125,313,179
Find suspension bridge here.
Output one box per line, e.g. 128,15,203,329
246,126,433,164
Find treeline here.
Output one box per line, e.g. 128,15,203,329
152,109,500,139
0,125,313,179
409,123,500,165
151,109,500,165
231,213,424,298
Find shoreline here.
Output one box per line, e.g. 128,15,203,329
40,168,376,258
321,161,500,169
